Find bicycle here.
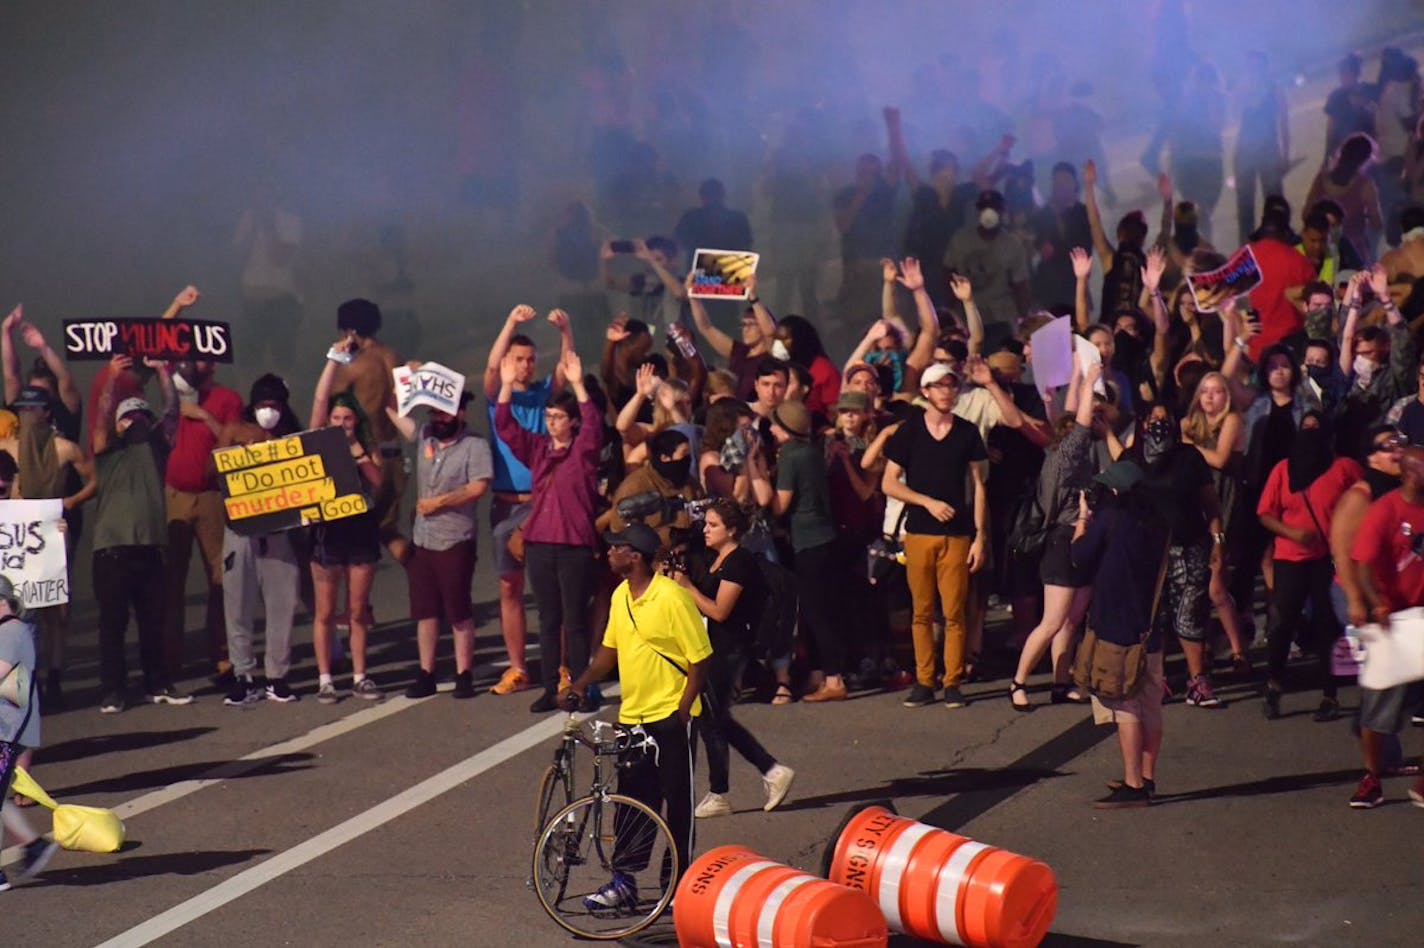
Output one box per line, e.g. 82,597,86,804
531,715,680,940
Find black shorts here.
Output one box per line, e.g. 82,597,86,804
1039,524,1089,588
312,512,381,568
407,541,477,624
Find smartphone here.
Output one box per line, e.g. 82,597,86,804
609,239,636,254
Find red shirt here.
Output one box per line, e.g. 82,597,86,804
1246,240,1317,363
1257,456,1362,561
1351,489,1424,612
806,355,841,414
166,385,243,492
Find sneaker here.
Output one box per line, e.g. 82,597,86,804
801,680,848,703
530,691,560,713
316,681,338,704
1106,777,1156,797
224,677,262,707
1412,714,1424,727
902,684,936,708
452,670,475,700
1349,772,1384,809
489,667,531,695
148,685,194,706
1313,697,1340,722
405,670,437,699
943,686,968,709
1184,676,1222,709
352,678,383,701
17,838,58,882
583,870,637,913
1093,784,1151,809
265,678,299,703
763,764,795,812
0,870,9,892
99,691,125,714
694,792,734,818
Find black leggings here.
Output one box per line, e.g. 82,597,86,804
696,646,778,794
524,542,595,694
1267,557,1338,698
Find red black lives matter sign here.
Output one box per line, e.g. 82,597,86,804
63,318,234,362
214,427,369,536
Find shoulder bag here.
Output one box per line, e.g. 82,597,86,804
1072,537,1171,701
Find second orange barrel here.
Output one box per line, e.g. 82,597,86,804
674,844,888,948
824,805,1057,948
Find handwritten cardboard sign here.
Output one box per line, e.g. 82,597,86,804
393,362,467,417
214,427,367,536
1185,245,1263,314
63,318,234,362
0,499,68,608
688,249,760,300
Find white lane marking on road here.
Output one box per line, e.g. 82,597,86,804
92,692,618,948
1,684,455,867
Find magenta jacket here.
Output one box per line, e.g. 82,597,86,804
494,398,603,548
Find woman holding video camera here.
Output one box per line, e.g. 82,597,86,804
672,499,795,817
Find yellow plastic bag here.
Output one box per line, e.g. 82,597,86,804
12,766,126,853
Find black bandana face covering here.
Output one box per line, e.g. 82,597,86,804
652,455,690,488
1142,419,1174,468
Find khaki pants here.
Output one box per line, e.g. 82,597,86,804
904,534,972,688
165,487,227,673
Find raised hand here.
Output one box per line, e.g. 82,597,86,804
3,305,21,334
1141,246,1167,294
172,285,201,309
1082,159,1097,187
967,354,993,386
1083,361,1104,388
508,304,537,324
1369,264,1390,301
744,272,758,299
546,308,570,331
895,257,925,292
561,349,584,384
950,273,974,302
499,352,520,387
606,316,631,344
1156,173,1173,203
18,321,47,350
109,353,134,375
865,319,891,343
881,258,898,284
1070,247,1092,280
635,361,658,398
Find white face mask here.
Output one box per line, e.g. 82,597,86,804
254,406,281,431
771,339,791,362
1353,354,1378,383
978,207,1001,230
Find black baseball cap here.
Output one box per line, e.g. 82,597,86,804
603,523,662,561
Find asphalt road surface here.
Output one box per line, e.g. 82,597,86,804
4,547,1422,948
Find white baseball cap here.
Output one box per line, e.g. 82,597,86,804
115,397,153,425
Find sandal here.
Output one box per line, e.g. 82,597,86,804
771,684,794,706
1051,684,1088,705
1008,680,1033,713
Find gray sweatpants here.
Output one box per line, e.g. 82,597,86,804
222,528,299,680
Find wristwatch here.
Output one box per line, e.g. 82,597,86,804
1233,338,1248,353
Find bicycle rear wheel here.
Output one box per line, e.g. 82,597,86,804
532,793,679,941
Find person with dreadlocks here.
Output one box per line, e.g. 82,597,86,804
1257,410,1362,720
309,346,386,704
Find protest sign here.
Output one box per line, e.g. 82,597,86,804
214,427,368,536
688,249,760,300
393,362,467,418
0,499,68,607
63,318,234,363
1073,334,1108,396
1185,245,1263,313
1028,315,1073,393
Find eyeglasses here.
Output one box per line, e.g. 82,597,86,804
1372,435,1407,452
544,411,570,422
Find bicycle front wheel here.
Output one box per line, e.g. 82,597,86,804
532,793,679,941
533,762,573,839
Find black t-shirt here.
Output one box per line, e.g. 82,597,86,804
1399,399,1424,447
1142,448,1213,545
693,545,763,651
1101,246,1145,321
886,411,988,537
835,182,898,261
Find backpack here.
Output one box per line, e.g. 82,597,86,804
1006,491,1050,562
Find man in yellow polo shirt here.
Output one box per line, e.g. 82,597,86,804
564,522,711,913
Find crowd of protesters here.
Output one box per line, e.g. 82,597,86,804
7,41,1424,894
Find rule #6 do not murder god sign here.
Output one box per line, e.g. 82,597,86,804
214,427,367,536
63,317,233,362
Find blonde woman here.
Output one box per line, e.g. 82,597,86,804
1182,371,1251,673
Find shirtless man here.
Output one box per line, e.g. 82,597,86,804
330,298,408,565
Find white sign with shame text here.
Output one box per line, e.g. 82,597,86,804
0,499,68,607
393,362,467,418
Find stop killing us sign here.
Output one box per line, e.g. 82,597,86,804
214,427,368,536
63,318,234,362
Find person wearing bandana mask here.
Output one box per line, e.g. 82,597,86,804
1339,266,1415,441
944,189,1031,342
215,374,304,706
386,391,492,700
1257,411,1362,720
600,429,703,552
90,354,189,712
1132,404,1229,708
